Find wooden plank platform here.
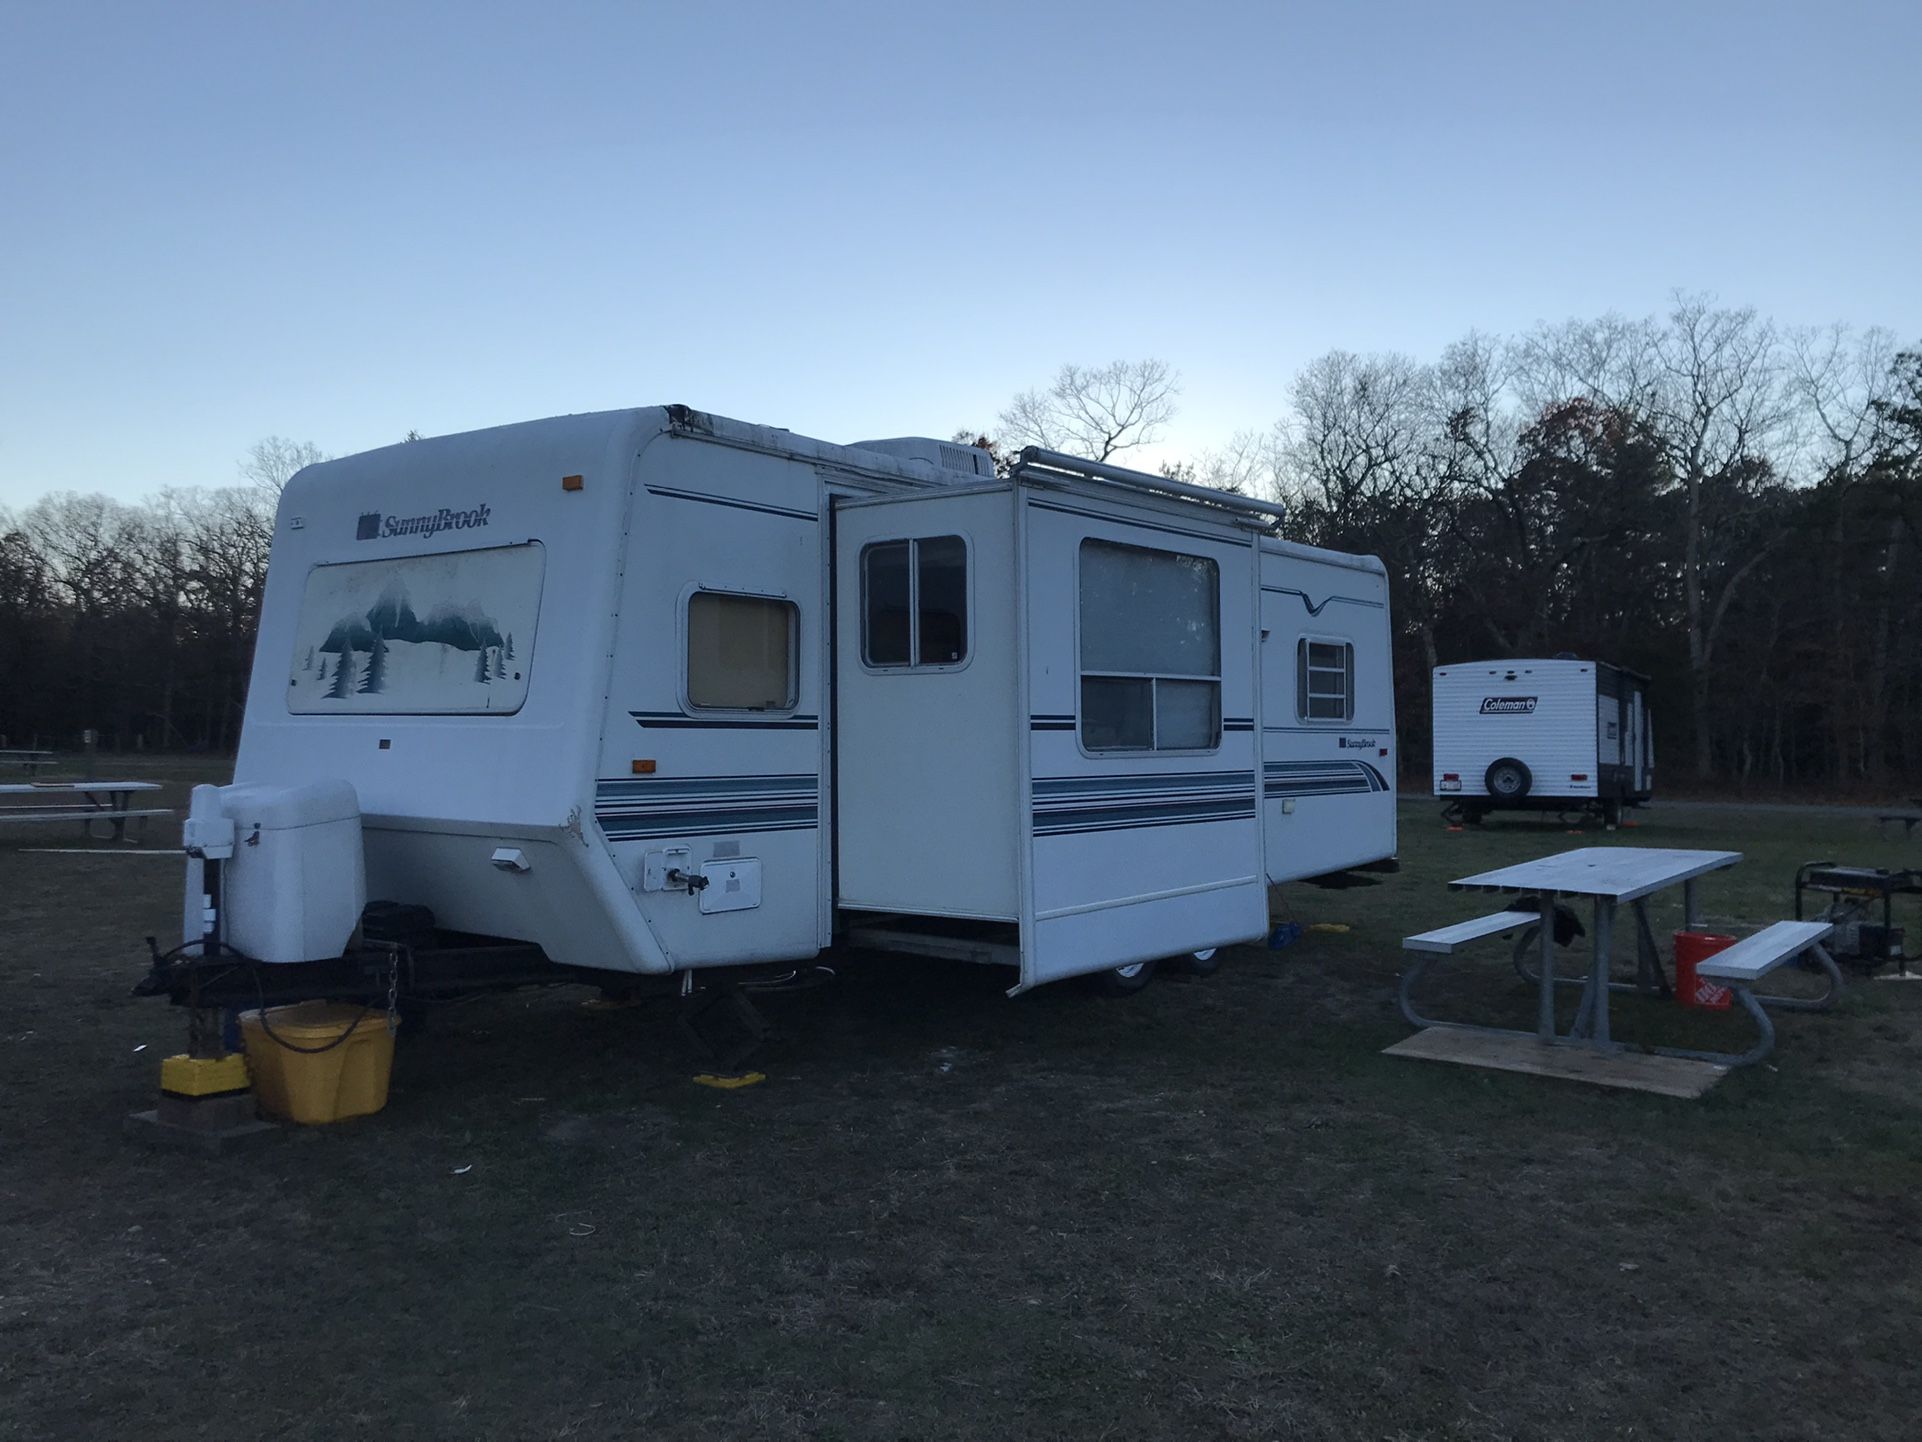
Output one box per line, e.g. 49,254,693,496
1384,1026,1728,1098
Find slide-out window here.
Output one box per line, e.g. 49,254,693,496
288,543,544,715
1297,638,1354,721
1077,539,1220,751
687,591,797,710
861,535,969,668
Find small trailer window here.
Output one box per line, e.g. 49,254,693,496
1077,539,1220,751
861,536,969,668
288,543,544,715
687,591,798,710
1297,638,1354,722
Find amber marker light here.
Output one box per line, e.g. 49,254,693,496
631,759,656,775
562,474,585,491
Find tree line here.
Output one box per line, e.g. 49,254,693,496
0,440,320,754
978,299,1922,790
5,300,1919,790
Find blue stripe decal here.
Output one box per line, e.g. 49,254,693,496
596,775,816,801
1036,801,1258,836
1263,760,1389,797
594,773,819,841
1259,585,1384,615
1263,723,1392,734
1033,770,1258,835
1034,770,1255,798
599,811,817,840
631,711,820,731
646,486,818,522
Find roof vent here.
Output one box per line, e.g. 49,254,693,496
849,436,996,480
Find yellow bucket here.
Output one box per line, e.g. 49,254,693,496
240,1002,395,1124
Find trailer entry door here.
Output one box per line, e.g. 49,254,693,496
832,490,1018,921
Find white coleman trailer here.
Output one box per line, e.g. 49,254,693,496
155,406,1395,1017
1431,657,1651,826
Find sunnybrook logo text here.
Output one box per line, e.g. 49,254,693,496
356,505,491,541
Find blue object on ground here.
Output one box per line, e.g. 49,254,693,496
1269,921,1303,949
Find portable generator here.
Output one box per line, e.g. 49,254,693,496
1794,862,1922,970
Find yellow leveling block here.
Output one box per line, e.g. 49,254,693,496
160,1052,251,1097
129,1051,278,1153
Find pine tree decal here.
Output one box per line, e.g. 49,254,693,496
303,645,316,672
315,655,331,687
359,635,389,695
503,633,514,661
473,648,490,684
492,646,508,679
329,650,357,699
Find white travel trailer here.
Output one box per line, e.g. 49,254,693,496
160,406,1396,1012
1431,657,1651,825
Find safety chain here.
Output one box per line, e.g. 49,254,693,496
385,946,400,1035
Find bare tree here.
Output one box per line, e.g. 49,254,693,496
1788,326,1903,780
997,359,1179,463
1276,349,1461,669
20,493,150,617
1278,350,1430,514
1515,295,1789,777
239,436,327,501
1161,430,1280,496
1786,324,1897,482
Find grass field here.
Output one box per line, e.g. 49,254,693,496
4,761,1921,1440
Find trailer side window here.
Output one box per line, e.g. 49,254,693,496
1078,539,1220,752
1297,639,1354,722
861,536,969,668
686,591,797,710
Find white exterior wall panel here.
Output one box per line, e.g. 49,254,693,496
1257,542,1397,881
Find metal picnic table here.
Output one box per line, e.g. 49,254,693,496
0,780,167,841
1448,846,1741,1049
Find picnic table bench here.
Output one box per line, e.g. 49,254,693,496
1877,811,1922,839
1399,847,1843,1069
0,749,57,774
0,781,169,842
1691,920,1842,1065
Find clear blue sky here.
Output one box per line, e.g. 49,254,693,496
2,0,1916,506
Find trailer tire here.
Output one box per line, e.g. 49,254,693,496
1485,758,1532,801
1088,958,1159,996
1170,948,1221,978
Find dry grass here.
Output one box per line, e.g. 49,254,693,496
3,764,1920,1439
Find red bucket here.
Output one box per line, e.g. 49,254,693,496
1674,931,1736,1010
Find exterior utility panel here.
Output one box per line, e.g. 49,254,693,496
229,406,1396,992
1431,658,1651,821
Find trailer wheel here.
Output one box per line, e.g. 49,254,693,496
1485,758,1532,800
1170,948,1221,978
1088,958,1159,996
